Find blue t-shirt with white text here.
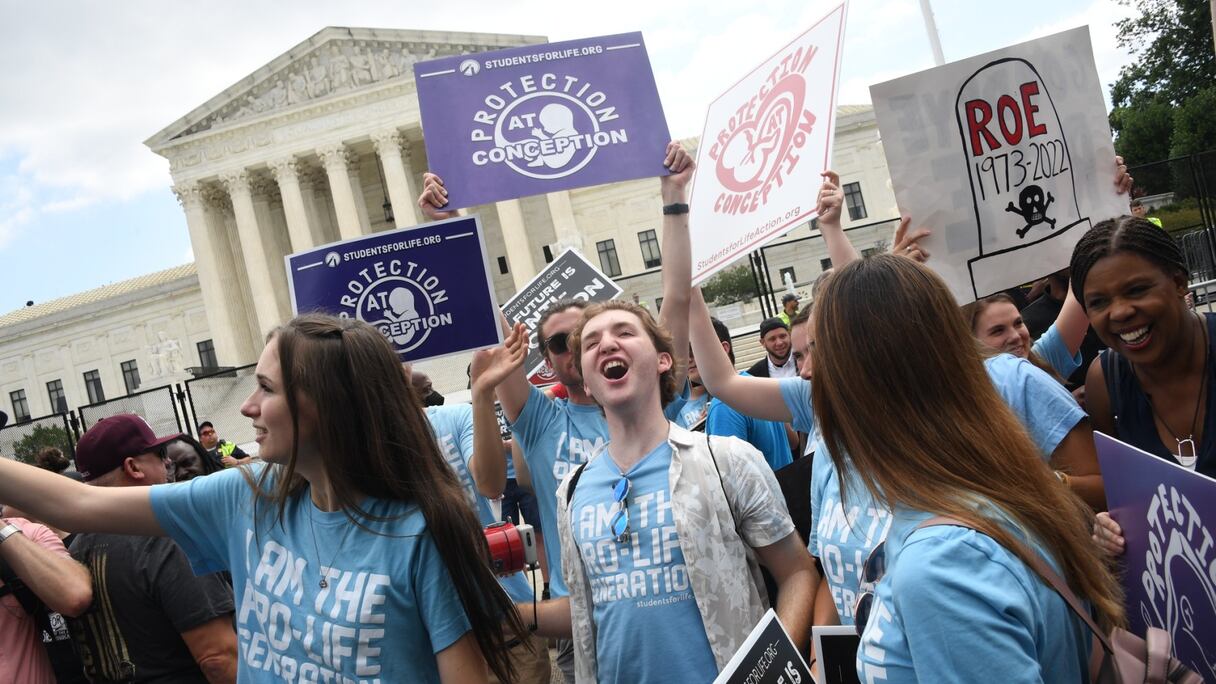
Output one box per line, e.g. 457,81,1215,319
427,404,534,603
509,385,610,597
570,442,718,683
783,354,1085,623
149,465,470,683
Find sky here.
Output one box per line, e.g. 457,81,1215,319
0,0,1138,314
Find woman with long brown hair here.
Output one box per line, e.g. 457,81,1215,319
0,314,526,683
814,254,1123,679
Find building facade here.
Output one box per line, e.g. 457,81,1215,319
2,26,901,419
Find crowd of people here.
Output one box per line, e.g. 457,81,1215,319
0,135,1208,684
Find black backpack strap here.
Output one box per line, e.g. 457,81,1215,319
705,435,741,536
1100,349,1123,432
563,461,591,506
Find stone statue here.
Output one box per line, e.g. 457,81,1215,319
375,49,400,80
155,332,185,376
307,57,330,98
146,344,165,379
328,47,354,92
287,69,309,105
350,51,373,86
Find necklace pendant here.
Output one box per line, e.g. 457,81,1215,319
319,577,328,589
1177,437,1198,468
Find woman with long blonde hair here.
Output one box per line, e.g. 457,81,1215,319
813,254,1123,679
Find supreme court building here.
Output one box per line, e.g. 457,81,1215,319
2,26,898,419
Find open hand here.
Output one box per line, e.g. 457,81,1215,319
471,323,528,395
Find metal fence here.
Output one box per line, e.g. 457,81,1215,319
184,364,259,451
0,412,77,465
77,384,186,438
1128,151,1216,282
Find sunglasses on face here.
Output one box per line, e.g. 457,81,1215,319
609,475,631,543
543,332,571,355
853,540,888,629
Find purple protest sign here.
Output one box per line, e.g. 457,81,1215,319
1095,432,1216,681
414,32,671,209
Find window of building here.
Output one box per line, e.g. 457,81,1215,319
121,360,141,394
819,257,833,272
46,380,66,414
84,370,105,404
862,247,879,258
810,217,820,232
497,256,509,274
655,297,664,312
597,239,622,277
9,390,30,422
779,266,796,285
637,229,661,269
197,339,218,369
843,182,868,221
542,245,554,263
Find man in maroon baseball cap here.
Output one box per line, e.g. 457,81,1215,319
74,415,181,484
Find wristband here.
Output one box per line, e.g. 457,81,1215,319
0,523,23,545
662,202,689,215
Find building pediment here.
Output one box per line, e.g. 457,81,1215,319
145,27,545,150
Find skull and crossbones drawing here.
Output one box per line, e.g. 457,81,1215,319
1005,184,1056,238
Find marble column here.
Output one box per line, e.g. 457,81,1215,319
220,170,283,337
545,191,583,255
269,157,314,253
345,152,373,233
173,182,248,367
496,199,537,290
318,143,364,240
372,130,424,227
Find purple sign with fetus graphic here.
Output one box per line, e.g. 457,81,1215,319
414,32,671,209
285,215,503,363
1096,432,1216,681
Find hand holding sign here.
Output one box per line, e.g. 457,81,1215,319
661,141,696,202
891,217,931,263
418,173,457,221
1091,511,1125,557
816,171,844,225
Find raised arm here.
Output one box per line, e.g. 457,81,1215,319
469,325,528,498
657,141,695,389
689,288,793,422
1054,286,1089,356
0,459,164,538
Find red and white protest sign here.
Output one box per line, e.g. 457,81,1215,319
689,2,848,285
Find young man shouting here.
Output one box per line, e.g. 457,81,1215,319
527,300,815,682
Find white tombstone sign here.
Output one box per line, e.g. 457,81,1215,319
870,26,1128,303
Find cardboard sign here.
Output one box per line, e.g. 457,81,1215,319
714,609,813,684
689,3,847,285
414,32,671,209
871,27,1127,303
1096,432,1216,682
499,248,623,380
286,216,502,363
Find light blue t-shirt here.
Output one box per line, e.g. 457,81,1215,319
707,381,792,471
150,465,470,683
570,442,718,683
427,404,534,603
857,508,1090,683
787,354,1085,623
509,385,610,597
675,393,710,429
1031,322,1083,380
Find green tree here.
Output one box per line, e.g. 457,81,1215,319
1170,86,1216,158
700,263,759,305
1109,0,1216,161
10,424,72,465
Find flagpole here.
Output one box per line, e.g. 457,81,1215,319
918,0,947,66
